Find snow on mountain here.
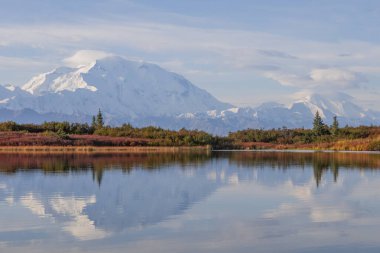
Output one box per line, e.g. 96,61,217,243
0,56,230,120
175,92,380,135
288,92,377,127
22,66,97,95
0,56,379,135
290,92,365,119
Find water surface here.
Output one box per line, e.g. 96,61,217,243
0,151,380,253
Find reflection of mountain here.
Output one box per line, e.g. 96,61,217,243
222,151,380,187
0,152,379,240
0,153,228,239
86,168,222,232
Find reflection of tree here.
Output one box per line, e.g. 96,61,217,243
0,151,379,189
311,156,341,187
222,151,379,188
331,161,339,183
312,156,330,187
0,152,212,177
92,167,104,186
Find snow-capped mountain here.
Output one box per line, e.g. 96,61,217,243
0,55,379,134
176,92,380,134
0,56,230,120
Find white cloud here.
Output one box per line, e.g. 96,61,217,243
0,56,47,68
63,50,113,67
263,68,366,90
264,72,308,87
0,21,380,107
310,68,366,89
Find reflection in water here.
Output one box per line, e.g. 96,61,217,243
1,152,379,186
0,151,380,252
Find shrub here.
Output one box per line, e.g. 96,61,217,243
368,141,380,151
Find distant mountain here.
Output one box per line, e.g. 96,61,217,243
176,92,380,135
0,56,230,120
0,56,379,135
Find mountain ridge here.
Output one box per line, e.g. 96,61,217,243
0,56,379,135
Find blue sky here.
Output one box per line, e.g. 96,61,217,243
0,0,379,108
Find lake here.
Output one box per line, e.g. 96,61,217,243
0,151,380,253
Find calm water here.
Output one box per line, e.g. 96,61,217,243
0,151,380,253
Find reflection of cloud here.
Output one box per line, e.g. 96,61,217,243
0,165,225,238
20,193,49,218
263,203,298,219
291,183,313,201
1,155,378,251
5,196,14,206
50,195,96,216
50,195,108,241
16,193,109,241
63,215,108,241
261,177,354,224
310,207,351,222
228,173,239,185
207,171,217,181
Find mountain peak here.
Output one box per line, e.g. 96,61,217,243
291,91,365,120
0,56,378,134
21,65,97,95
1,55,230,119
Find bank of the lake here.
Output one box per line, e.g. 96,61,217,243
0,123,379,152
235,137,380,151
0,145,211,154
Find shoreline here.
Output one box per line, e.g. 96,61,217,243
0,145,212,154
213,149,380,154
0,145,378,154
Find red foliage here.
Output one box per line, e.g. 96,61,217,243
0,132,151,146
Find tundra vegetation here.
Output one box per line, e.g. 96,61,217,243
0,111,378,151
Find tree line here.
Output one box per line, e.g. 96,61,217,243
229,111,379,145
0,110,232,148
0,110,378,149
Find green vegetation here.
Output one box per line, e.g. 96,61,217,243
0,109,232,148
331,116,339,136
0,110,378,150
313,111,330,136
94,124,231,148
229,112,380,151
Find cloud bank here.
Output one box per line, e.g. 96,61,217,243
0,0,379,108
63,50,113,67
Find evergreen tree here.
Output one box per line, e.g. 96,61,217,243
313,111,329,136
313,111,323,132
91,116,96,128
96,109,104,129
331,116,339,136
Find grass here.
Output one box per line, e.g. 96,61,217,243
236,135,380,151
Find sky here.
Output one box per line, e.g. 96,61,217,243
0,0,379,108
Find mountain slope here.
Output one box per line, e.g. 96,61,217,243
175,92,380,135
0,56,379,135
1,56,230,120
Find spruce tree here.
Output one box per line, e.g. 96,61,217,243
96,109,104,129
313,111,328,136
91,116,96,129
331,116,339,136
